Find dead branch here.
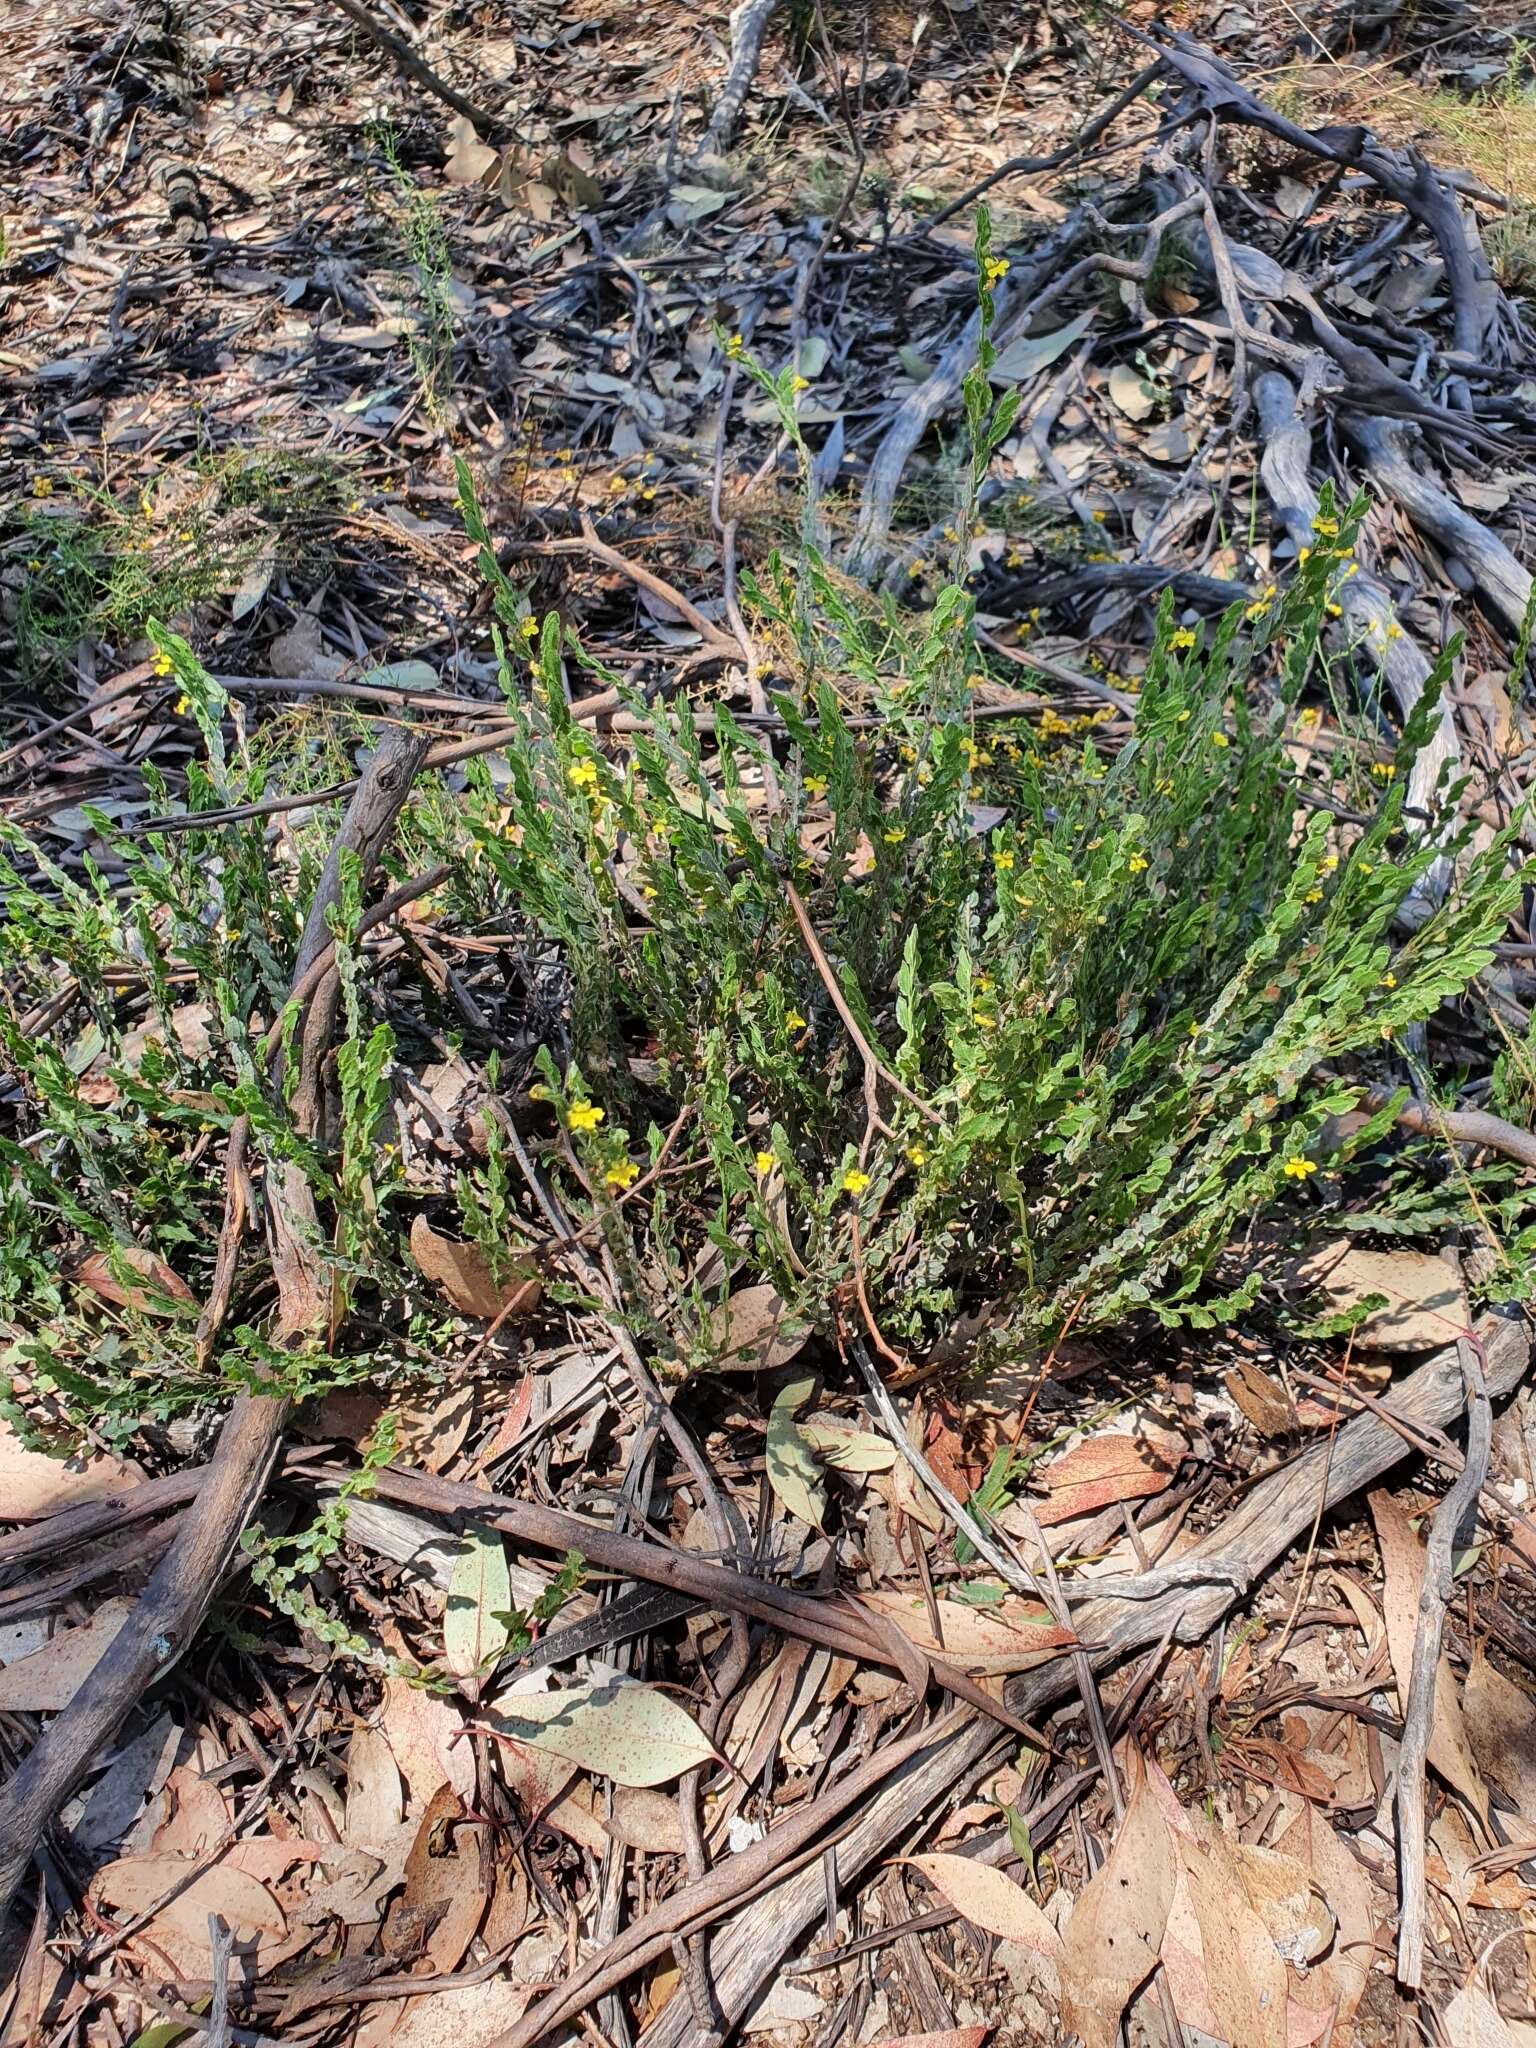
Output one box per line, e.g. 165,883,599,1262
703,0,780,153
1395,1313,1491,1986
327,0,497,133
0,728,427,1923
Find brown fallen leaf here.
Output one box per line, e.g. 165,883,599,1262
605,1785,687,1855
1274,1802,1377,2036
1224,1359,1296,1437
907,1853,1061,1955
443,115,498,187
1058,1750,1176,2048
409,1214,540,1321
705,1282,809,1372
1292,1241,1465,1350
1032,1425,1182,1527
1464,1647,1536,1824
867,2031,991,2048
858,1588,1076,1674
1368,1489,1487,1821
0,1415,141,1518
1442,1983,1536,2048
73,1245,195,1315
90,1852,284,1950
0,1599,135,1713
1175,1830,1289,2048
393,1785,486,1974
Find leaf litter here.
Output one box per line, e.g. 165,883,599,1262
3,0,1536,2042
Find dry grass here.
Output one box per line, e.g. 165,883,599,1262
1269,60,1536,203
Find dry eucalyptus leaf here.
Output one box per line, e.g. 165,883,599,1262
859,1588,1074,1673
706,1283,809,1371
1058,1753,1176,2048
485,1676,715,1787
1107,361,1157,420
1368,1489,1486,1818
1033,1424,1182,1526
73,1245,195,1315
409,1213,540,1321
0,1599,136,1713
0,1416,140,1518
443,1524,512,1691
444,115,498,186
766,1376,827,1529
1293,1240,1465,1350
907,1854,1061,1954
1464,1648,1536,1822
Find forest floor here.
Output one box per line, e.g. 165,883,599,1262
5,2,1536,2046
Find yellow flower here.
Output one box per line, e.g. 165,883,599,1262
1188,1019,1201,1037
754,1150,777,1175
152,652,174,677
174,695,191,716
804,775,828,796
1371,761,1396,781
25,559,41,571
568,1100,604,1132
1311,515,1339,537
1283,1157,1317,1180
1381,1023,1394,1040
568,758,599,791
1127,853,1148,873
1298,707,1320,727
785,1011,807,1032
841,1168,871,1195
1169,628,1196,649
907,560,926,579
1297,546,1311,564
520,615,539,639
31,477,53,497
943,525,959,543
982,256,1010,286
883,826,906,844
1358,861,1374,875
789,374,810,395
994,849,1015,870
1380,971,1397,989
908,1143,927,1166
726,334,744,357
1210,731,1229,749
1321,854,1339,871
1385,622,1402,641
1326,602,1343,617
608,474,628,493
974,1011,997,1029
605,1158,639,1190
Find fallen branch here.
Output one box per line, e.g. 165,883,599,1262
1395,1318,1491,1987
327,0,497,133
1254,370,1458,925
639,1307,1530,2046
0,728,427,1923
703,0,779,153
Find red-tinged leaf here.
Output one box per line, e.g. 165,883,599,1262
867,2031,991,2048
907,1854,1060,1954
73,1245,195,1315
1032,1426,1183,1527
1058,1751,1176,2048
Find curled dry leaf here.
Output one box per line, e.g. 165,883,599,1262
859,1589,1076,1674
73,1245,195,1315
443,115,499,186
1032,1424,1182,1527
1368,1489,1486,1819
1292,1241,1465,1350
1274,1802,1376,2036
484,1675,716,1788
706,1282,809,1372
1058,1751,1176,2048
907,1853,1061,1955
409,1213,540,1321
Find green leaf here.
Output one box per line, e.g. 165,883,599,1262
444,1523,512,1687
485,1675,716,1786
766,1376,827,1528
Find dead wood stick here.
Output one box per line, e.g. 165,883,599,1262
703,0,780,152
1345,416,1532,635
1253,370,1458,925
489,1707,971,2048
0,730,427,1924
520,521,741,660
1363,1087,1536,1174
1395,1324,1491,1988
637,1309,1530,2043
327,0,497,132
844,214,1085,579
359,1465,1046,1735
